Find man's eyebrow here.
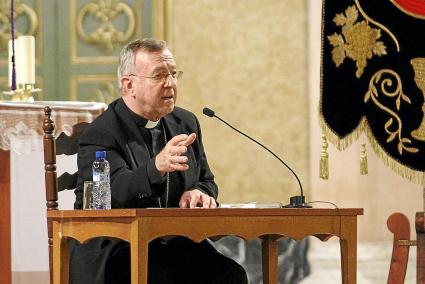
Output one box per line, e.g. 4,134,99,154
161,55,174,60
151,66,176,73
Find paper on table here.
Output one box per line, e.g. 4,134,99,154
219,202,283,208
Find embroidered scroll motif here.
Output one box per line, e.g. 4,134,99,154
364,69,418,155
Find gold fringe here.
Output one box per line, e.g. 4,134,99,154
318,115,366,151
319,113,425,186
360,143,368,175
320,134,329,179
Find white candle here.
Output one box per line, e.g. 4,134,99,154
8,39,20,88
8,39,14,88
16,35,35,85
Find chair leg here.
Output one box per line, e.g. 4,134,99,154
53,222,70,284
416,212,425,283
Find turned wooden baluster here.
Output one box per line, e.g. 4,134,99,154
43,106,58,283
416,212,425,284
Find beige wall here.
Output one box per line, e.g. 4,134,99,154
172,0,309,204
172,0,423,242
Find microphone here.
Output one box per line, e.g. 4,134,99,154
202,107,311,208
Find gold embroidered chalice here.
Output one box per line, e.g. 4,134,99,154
410,58,425,141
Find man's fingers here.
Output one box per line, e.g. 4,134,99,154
168,134,189,146
189,195,199,208
209,198,217,208
198,192,217,208
185,133,197,146
170,146,187,156
199,194,210,208
170,163,189,171
178,133,196,147
178,190,216,209
170,155,188,164
179,198,188,208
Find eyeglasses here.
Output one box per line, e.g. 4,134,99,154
127,70,183,83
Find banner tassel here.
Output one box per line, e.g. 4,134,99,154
360,143,368,175
320,134,329,179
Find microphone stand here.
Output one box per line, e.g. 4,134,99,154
204,108,311,208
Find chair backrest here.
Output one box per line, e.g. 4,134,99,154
386,212,410,284
42,106,89,281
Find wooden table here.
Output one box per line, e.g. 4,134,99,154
48,208,363,284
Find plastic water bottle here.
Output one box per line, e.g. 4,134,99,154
92,150,111,210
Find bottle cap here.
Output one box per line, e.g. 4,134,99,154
95,150,106,159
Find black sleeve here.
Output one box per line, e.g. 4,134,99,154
189,114,219,200
74,126,162,209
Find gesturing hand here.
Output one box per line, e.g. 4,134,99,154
179,189,217,208
155,133,196,175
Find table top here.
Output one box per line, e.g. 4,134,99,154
48,208,364,218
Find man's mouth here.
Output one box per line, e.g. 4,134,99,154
162,95,173,100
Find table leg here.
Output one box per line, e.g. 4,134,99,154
131,220,148,284
340,218,357,284
261,235,278,284
0,150,11,284
53,222,70,284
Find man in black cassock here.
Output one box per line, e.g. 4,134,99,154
70,38,248,284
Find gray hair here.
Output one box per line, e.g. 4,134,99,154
117,38,168,89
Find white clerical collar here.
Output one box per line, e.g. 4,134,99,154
145,119,160,129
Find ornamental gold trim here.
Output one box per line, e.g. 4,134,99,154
91,81,117,103
327,5,387,78
0,0,41,61
70,74,118,102
364,69,418,155
319,116,425,186
389,0,425,20
70,0,142,65
76,0,136,54
410,58,425,141
152,0,174,48
355,0,400,51
319,0,425,186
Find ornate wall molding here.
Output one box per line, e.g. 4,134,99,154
70,0,142,64
76,0,136,54
152,0,173,48
0,0,38,51
70,74,117,102
0,0,41,63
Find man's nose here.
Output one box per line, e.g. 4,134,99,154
164,74,177,87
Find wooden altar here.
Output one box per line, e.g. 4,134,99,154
0,101,105,284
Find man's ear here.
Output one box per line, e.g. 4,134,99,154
121,77,135,97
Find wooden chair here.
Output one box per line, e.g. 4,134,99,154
42,106,89,282
387,213,411,284
387,212,425,283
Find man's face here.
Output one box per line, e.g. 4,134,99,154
129,49,178,120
